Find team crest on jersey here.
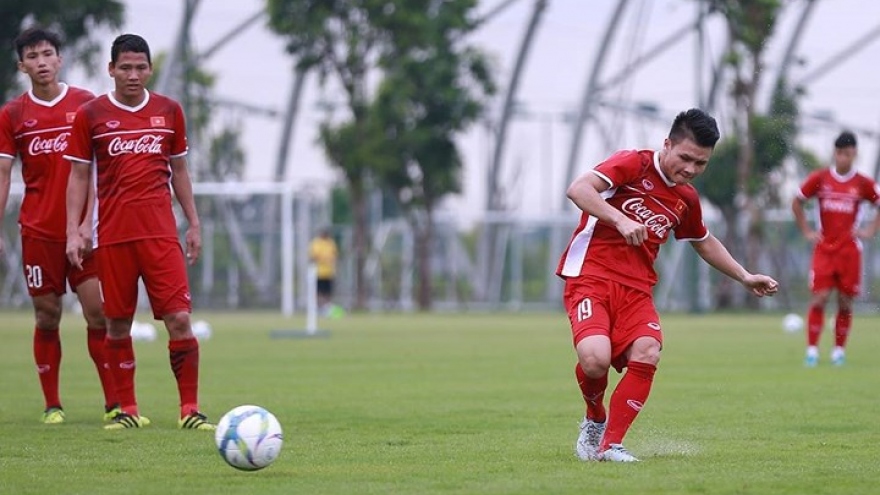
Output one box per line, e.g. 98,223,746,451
24,119,37,128
151,116,165,127
66,112,76,123
674,199,686,214
106,120,120,129
642,179,654,191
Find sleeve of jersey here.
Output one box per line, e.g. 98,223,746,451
865,178,880,206
797,173,819,200
590,150,642,187
63,108,92,163
0,108,16,159
170,103,188,158
674,195,709,241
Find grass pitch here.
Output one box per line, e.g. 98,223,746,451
1,310,879,495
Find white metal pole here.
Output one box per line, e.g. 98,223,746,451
281,187,295,317
306,263,318,334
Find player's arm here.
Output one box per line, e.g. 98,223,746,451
690,233,778,297
566,171,646,246
0,156,12,256
66,159,91,269
791,194,820,243
77,162,97,252
170,155,201,264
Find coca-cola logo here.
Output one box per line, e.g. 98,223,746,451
28,132,69,155
621,197,673,239
107,134,165,156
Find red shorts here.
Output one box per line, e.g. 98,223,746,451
20,236,98,297
810,245,860,296
95,238,192,320
563,276,662,372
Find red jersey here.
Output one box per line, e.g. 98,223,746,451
797,167,880,252
64,91,187,246
0,84,94,241
557,150,708,292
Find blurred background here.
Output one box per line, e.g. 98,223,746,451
3,0,880,315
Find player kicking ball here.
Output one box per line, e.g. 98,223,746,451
558,109,778,461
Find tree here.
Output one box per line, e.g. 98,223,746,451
694,0,784,307
0,1,125,99
266,0,389,310
369,0,495,310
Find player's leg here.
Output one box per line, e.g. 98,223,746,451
139,238,213,430
831,250,860,366
95,243,149,429
806,250,834,366
70,266,120,419
598,289,662,462
21,237,68,423
32,293,65,423
565,278,611,461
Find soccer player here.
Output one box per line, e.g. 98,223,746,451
0,27,119,424
559,108,778,462
64,33,213,430
309,227,339,314
792,131,880,367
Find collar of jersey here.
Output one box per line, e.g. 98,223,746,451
653,150,676,187
108,89,150,112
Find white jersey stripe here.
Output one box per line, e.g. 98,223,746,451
561,187,616,277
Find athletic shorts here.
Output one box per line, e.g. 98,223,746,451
810,245,860,296
317,278,334,296
20,236,98,297
95,238,192,320
563,276,662,372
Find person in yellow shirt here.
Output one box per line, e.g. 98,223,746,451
308,228,338,313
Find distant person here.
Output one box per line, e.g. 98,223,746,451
64,33,213,430
0,27,118,424
559,108,778,462
792,130,880,367
309,227,338,314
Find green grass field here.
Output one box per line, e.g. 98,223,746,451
1,310,879,495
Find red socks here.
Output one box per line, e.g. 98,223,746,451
169,338,201,417
33,327,62,409
807,306,824,347
105,336,138,415
87,327,117,409
600,361,656,450
835,310,852,347
575,363,607,422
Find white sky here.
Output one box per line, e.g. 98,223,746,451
59,0,880,222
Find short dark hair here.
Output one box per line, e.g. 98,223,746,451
110,33,151,65
834,130,857,149
668,108,720,148
14,27,62,61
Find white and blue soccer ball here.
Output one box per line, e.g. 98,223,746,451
782,313,804,333
215,405,284,471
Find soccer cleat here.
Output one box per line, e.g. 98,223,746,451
575,417,606,461
831,351,846,367
599,444,640,462
178,412,216,431
804,354,818,368
104,413,151,430
42,407,66,424
103,404,123,423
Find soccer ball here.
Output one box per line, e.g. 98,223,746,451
782,313,804,333
215,405,284,471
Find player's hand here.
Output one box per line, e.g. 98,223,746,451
615,217,648,246
742,273,778,297
77,222,94,255
66,234,86,270
804,230,822,244
856,227,876,240
185,225,201,265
